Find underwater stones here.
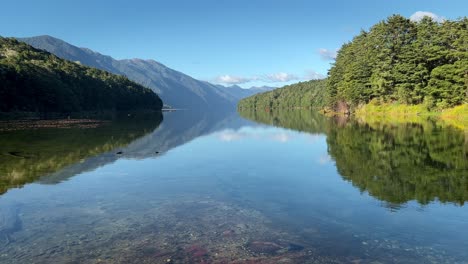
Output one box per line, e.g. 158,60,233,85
222,229,235,237
246,241,283,255
186,244,208,258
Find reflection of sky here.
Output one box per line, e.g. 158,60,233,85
216,127,322,143
215,127,329,165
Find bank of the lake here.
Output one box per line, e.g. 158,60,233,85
353,103,468,130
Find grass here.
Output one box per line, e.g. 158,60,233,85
354,102,468,131
440,104,468,130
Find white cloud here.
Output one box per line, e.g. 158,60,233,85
305,70,326,80
265,72,299,82
318,48,337,61
213,70,326,85
214,72,299,85
215,75,254,84
410,11,445,23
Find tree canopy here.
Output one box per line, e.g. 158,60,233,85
327,15,467,110
238,15,467,112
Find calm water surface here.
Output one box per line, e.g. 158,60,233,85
0,110,467,263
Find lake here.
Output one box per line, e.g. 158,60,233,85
0,110,467,263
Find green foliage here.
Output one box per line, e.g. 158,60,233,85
238,79,327,110
0,37,162,113
327,15,468,109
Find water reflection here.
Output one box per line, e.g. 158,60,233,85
1,110,255,194
239,109,468,206
0,112,162,195
1,109,467,263
327,120,468,206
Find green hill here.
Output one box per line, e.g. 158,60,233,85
237,79,326,110
0,37,162,114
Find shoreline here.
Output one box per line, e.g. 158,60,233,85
354,103,468,130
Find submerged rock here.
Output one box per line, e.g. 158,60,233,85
247,241,283,254
287,243,304,252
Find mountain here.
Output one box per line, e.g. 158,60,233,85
19,35,269,110
0,37,162,114
216,84,276,100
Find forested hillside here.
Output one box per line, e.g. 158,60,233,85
238,79,326,109
238,15,467,115
327,15,467,110
0,38,162,114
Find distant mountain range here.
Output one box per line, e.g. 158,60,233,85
19,35,276,110
216,84,276,100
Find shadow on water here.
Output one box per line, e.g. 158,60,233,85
0,112,163,195
239,108,468,206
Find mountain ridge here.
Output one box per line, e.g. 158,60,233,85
19,35,274,110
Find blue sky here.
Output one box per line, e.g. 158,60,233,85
1,0,466,87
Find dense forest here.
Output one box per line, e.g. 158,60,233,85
327,15,467,110
238,15,467,113
0,38,162,114
238,79,326,110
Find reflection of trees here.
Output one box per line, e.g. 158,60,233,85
0,112,162,195
327,121,468,205
238,109,328,135
238,109,468,205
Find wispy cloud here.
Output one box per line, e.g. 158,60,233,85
214,72,300,85
318,48,337,61
410,11,445,23
265,72,299,82
214,75,255,84
305,70,326,80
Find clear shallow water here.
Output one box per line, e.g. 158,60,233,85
0,110,467,263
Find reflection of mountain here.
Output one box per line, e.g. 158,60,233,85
239,109,468,205
0,113,162,194
40,109,257,184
